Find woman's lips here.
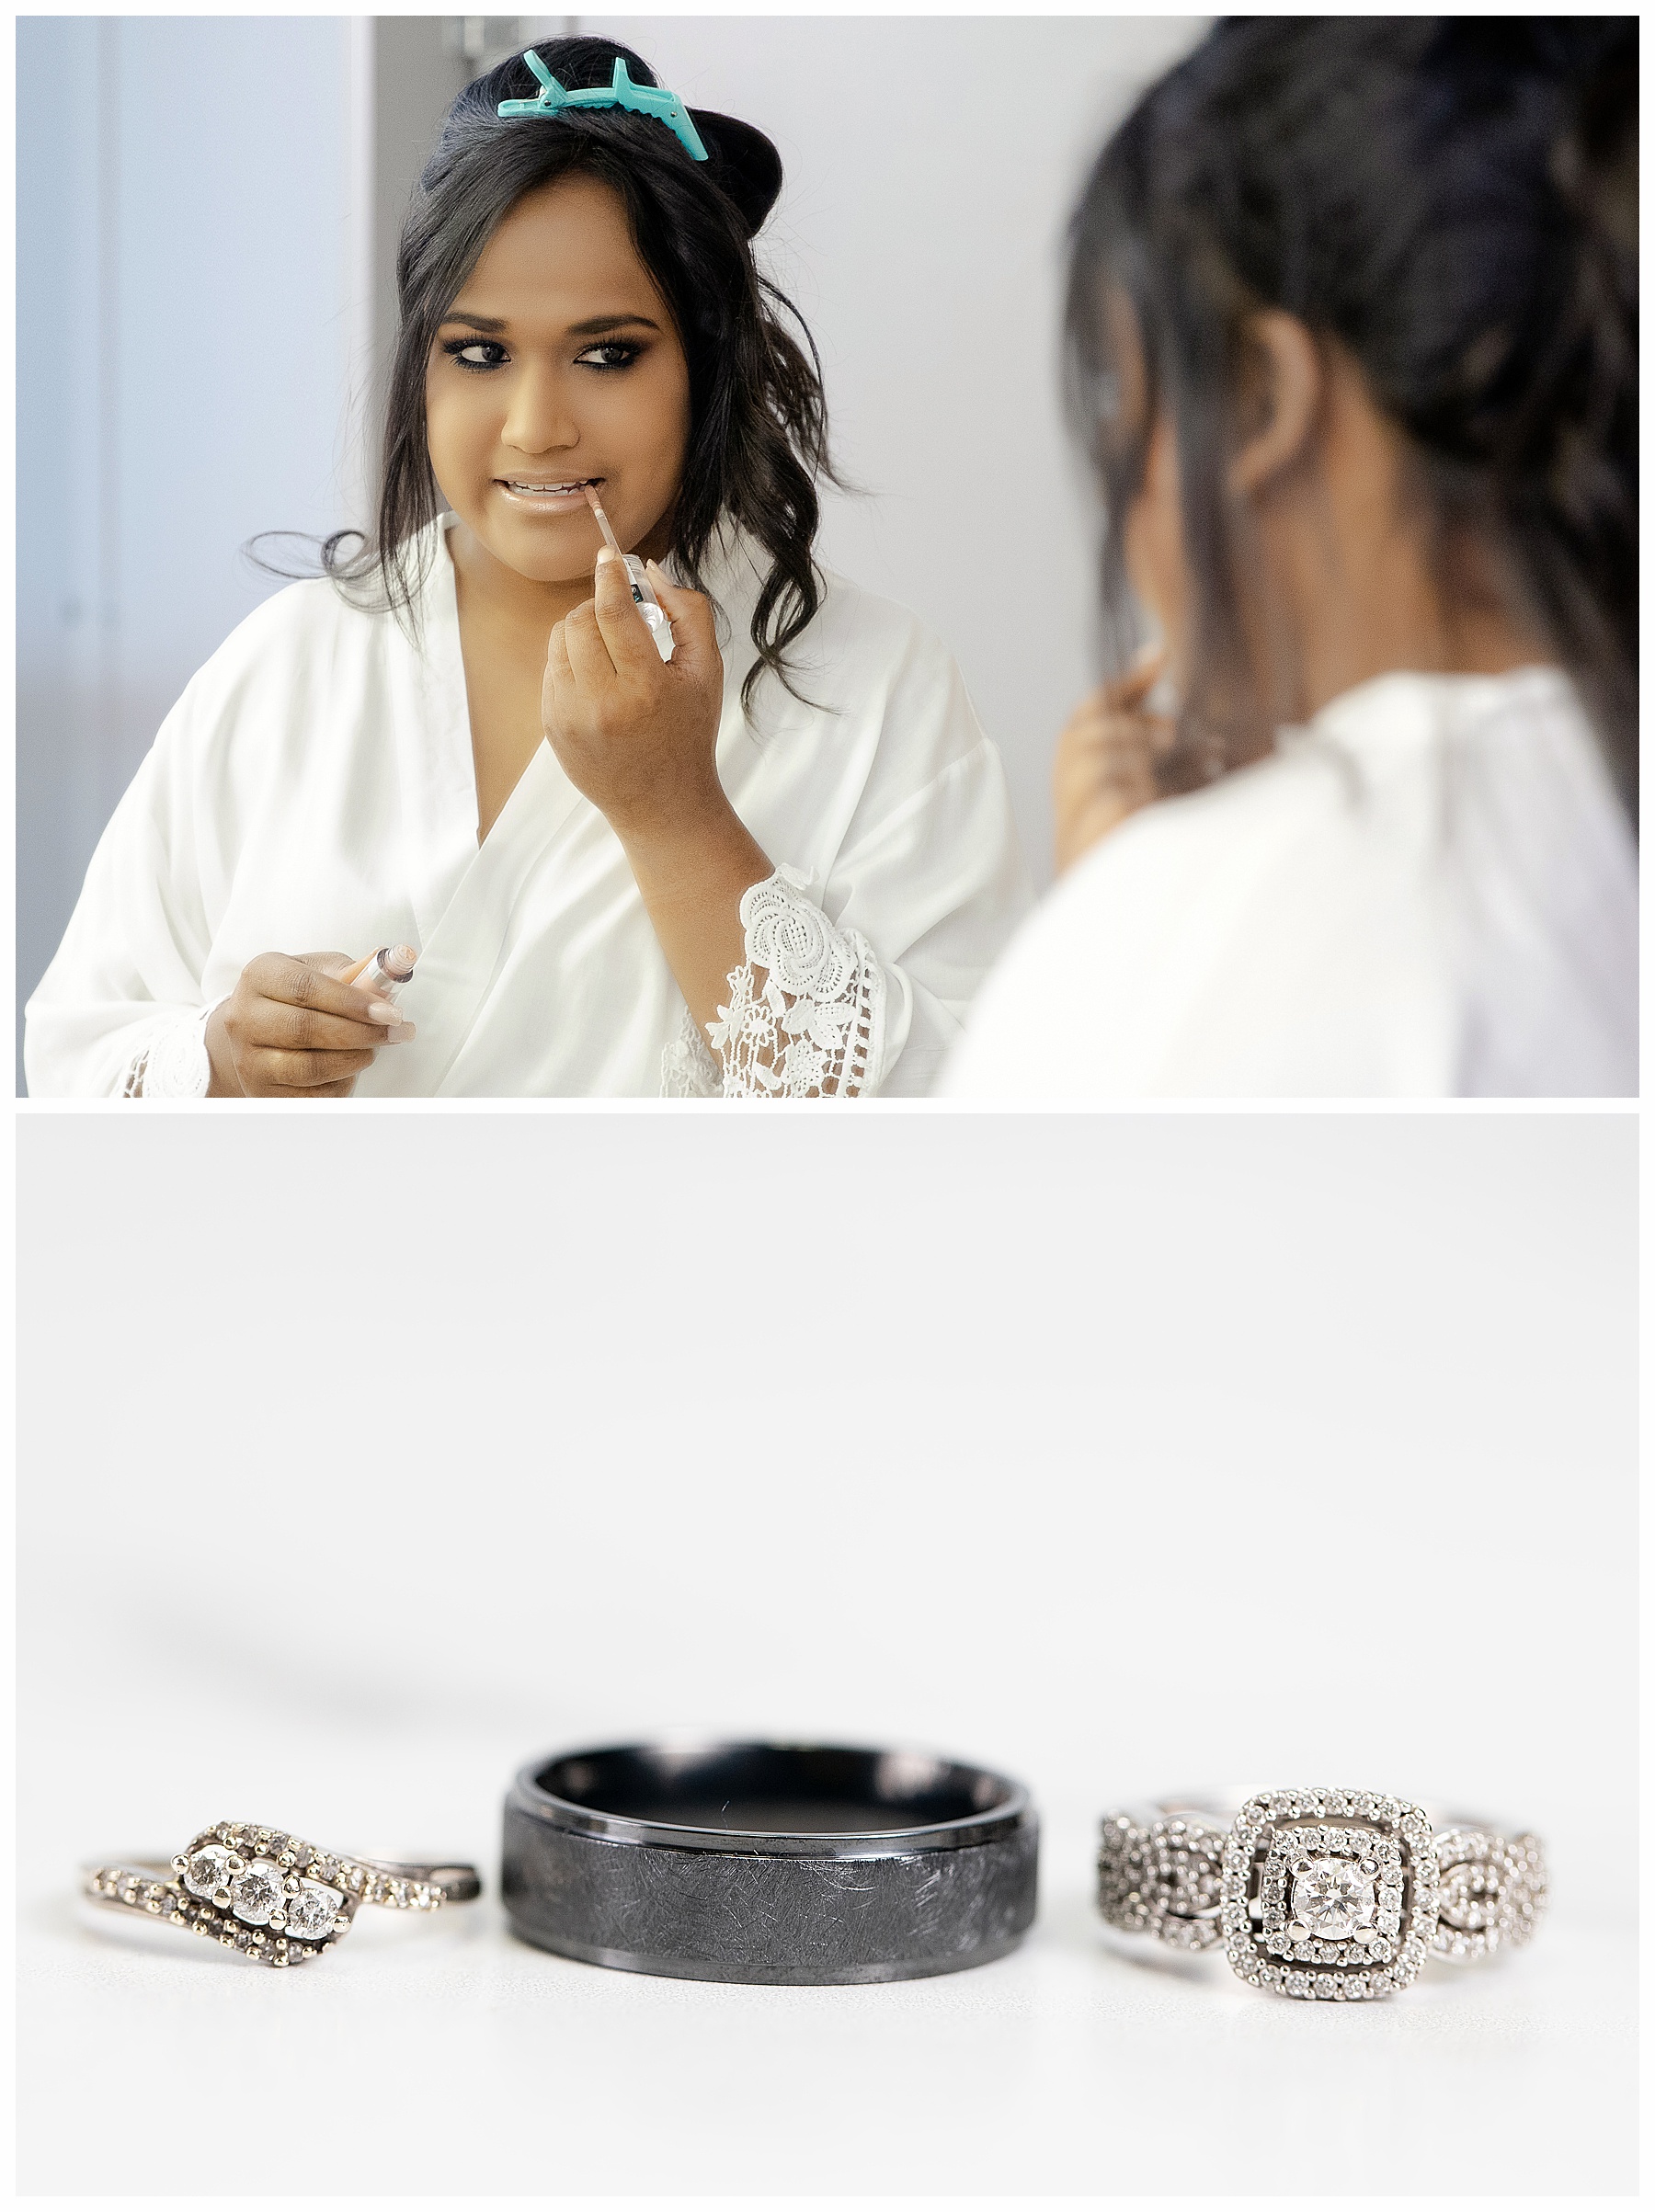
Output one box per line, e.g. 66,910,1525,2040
494,476,605,514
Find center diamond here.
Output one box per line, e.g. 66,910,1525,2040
230,1861,286,1926
1292,1857,1375,1937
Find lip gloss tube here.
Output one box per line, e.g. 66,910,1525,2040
583,485,675,663
348,944,418,1006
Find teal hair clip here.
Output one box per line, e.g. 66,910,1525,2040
497,52,709,163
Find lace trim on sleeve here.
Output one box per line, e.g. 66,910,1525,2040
659,866,886,1099
661,1010,723,1097
121,1008,213,1099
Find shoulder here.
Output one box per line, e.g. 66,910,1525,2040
956,749,1398,1057
154,572,409,780
709,529,965,704
101,566,417,822
1067,743,1358,911
953,667,1634,1095
809,571,1008,821
773,561,988,769
1064,666,1619,907
711,542,1016,861
946,756,1373,1097
1311,665,1617,807
188,572,392,698
1429,667,1631,829
805,564,965,696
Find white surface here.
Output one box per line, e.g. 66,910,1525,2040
28,1847,1631,2196
17,1110,1638,2194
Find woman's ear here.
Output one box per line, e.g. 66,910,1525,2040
1227,311,1323,498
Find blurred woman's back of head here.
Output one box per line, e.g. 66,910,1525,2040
1067,17,1637,809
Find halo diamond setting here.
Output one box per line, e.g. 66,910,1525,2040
1101,1789,1546,2000
1221,1788,1438,1999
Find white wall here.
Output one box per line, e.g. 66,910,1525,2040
17,16,366,1081
588,16,1206,874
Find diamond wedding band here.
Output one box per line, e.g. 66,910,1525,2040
1099,1786,1546,2001
84,1818,483,1968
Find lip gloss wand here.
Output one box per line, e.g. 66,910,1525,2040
583,485,675,662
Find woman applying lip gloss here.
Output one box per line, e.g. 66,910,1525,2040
25,38,1026,1097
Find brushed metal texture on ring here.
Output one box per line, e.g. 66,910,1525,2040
502,1740,1039,1985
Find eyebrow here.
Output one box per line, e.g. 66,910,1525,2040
438,310,662,336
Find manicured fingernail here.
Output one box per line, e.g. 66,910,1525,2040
645,558,670,587
595,543,621,566
363,999,401,1024
385,1021,417,1043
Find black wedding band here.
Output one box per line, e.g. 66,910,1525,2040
502,1739,1039,1985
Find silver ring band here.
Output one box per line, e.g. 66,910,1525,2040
83,1818,483,1969
1098,1786,1546,2001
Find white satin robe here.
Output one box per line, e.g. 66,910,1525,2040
946,667,1637,1099
25,519,1028,1098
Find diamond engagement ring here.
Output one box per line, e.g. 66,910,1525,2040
1098,1787,1546,2001
83,1819,483,1968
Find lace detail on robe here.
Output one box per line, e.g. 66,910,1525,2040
660,866,886,1098
660,1014,723,1097
120,1008,213,1098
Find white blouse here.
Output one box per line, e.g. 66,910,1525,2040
945,667,1637,1099
25,519,1028,1098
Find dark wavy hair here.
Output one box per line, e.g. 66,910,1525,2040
325,37,836,710
1066,17,1638,811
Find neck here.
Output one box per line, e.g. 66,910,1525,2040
444,510,679,649
1251,373,1552,724
447,519,594,644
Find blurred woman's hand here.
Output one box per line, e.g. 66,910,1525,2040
204,952,411,1097
1053,653,1177,875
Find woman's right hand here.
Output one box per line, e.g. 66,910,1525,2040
204,952,413,1097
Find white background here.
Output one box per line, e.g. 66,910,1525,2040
17,1108,1637,2195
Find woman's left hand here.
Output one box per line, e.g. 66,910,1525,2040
542,550,729,847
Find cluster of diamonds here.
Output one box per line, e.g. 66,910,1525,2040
1098,1811,1227,1950
1220,1788,1439,2001
86,1820,444,1969
1432,1828,1547,1960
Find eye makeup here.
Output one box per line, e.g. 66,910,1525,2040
436,330,649,374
